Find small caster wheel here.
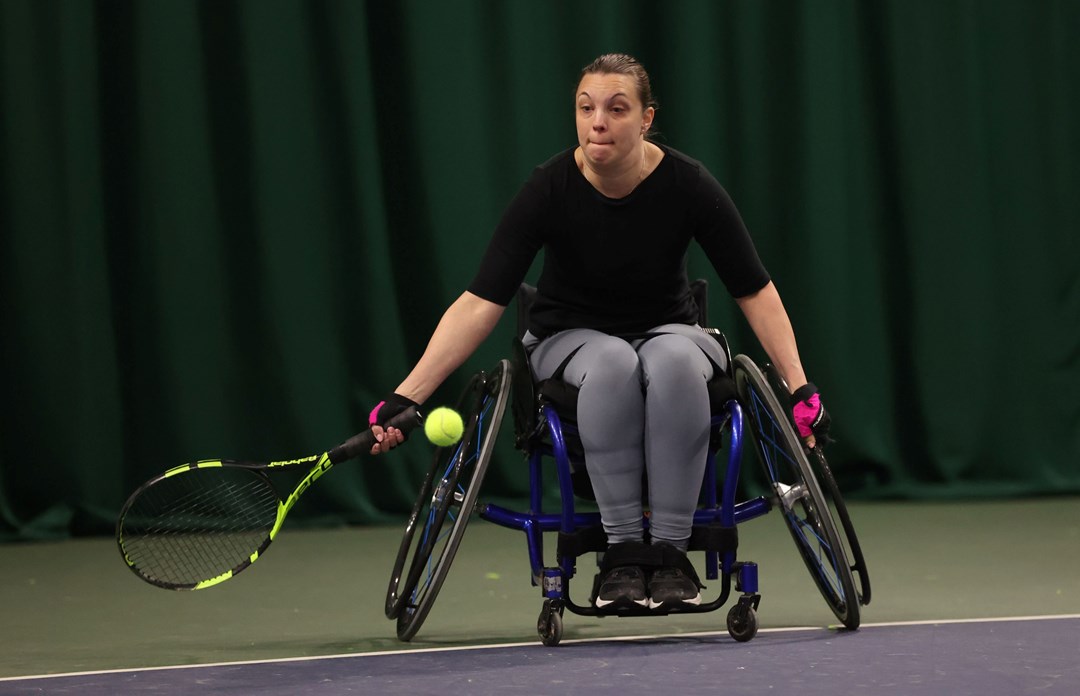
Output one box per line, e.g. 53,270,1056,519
727,602,758,642
538,600,564,647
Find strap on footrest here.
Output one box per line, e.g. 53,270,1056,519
687,523,739,554
556,525,607,560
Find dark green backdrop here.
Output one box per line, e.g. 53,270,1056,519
2,0,1078,540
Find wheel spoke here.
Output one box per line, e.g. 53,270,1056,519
788,513,845,600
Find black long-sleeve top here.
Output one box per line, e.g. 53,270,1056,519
468,144,770,338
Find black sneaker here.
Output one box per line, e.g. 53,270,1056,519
647,567,702,609
595,566,649,609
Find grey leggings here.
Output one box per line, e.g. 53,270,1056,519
525,324,728,550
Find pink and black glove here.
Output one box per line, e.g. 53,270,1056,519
369,393,419,438
790,382,831,446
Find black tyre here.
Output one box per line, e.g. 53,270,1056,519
385,360,512,640
537,600,564,647
726,602,759,643
733,355,860,630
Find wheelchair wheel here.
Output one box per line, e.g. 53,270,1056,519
385,360,511,641
537,599,564,647
766,365,872,608
733,355,860,630
726,600,759,643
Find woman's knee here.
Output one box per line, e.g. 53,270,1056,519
637,334,713,391
567,336,641,393
531,333,643,418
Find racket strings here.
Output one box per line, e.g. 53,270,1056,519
120,467,279,587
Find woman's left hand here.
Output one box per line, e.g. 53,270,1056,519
791,382,831,449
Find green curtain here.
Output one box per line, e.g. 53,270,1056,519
2,0,1077,540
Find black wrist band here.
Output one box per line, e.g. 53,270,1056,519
386,393,418,409
790,382,818,405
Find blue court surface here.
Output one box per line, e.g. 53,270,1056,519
3,615,1077,695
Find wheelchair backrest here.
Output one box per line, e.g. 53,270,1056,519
515,283,539,340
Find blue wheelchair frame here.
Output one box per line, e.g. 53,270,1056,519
479,394,769,614
385,282,869,646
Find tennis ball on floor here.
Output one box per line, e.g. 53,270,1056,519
424,407,464,447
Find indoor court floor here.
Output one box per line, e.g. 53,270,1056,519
2,497,1078,693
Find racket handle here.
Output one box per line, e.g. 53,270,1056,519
328,407,423,463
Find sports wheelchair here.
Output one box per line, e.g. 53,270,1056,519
385,281,870,646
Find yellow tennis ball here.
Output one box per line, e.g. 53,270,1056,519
424,407,464,447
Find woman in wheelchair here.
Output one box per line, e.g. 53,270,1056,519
369,53,831,613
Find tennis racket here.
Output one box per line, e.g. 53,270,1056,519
117,407,422,591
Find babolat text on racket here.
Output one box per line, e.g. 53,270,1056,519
117,408,421,590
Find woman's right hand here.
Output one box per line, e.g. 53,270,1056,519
367,291,506,455
368,393,417,455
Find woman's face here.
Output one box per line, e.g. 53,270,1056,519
575,72,653,170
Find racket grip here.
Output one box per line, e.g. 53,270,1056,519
329,407,422,463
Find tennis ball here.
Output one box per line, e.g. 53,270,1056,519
424,407,464,447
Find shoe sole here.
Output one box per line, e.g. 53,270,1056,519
595,597,649,609
647,594,702,610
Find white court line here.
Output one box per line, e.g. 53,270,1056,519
3,613,1079,683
